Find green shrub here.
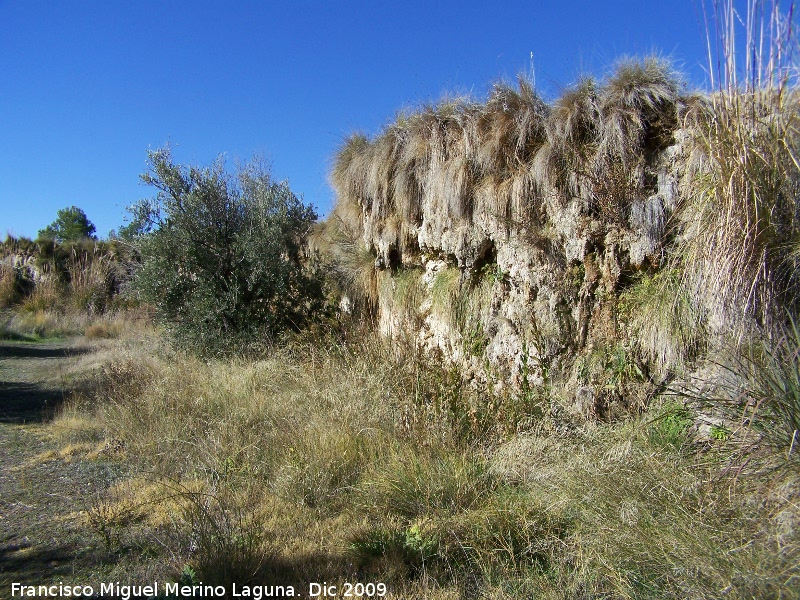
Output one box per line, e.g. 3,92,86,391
132,148,324,356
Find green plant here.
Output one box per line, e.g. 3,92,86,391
429,265,494,357
348,521,438,573
648,403,693,451
579,342,645,397
37,206,97,242
349,525,405,559
480,262,506,285
621,268,706,375
430,266,461,313
403,522,438,560
178,565,199,586
710,424,731,441
132,148,324,356
566,263,585,291
463,321,488,357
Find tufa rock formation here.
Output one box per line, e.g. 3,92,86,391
317,58,800,419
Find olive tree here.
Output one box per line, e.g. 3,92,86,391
133,148,322,355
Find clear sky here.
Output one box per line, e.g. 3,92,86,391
1,0,723,239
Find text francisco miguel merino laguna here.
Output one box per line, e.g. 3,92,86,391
11,581,389,598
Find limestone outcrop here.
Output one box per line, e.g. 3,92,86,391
319,59,800,418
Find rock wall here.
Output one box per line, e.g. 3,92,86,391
1,252,47,284
321,59,800,418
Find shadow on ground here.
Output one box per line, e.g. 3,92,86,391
0,540,107,585
0,345,87,360
0,381,66,423
0,341,91,423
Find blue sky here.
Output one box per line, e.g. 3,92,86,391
1,1,721,239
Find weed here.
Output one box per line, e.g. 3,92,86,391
710,424,731,441
648,402,694,451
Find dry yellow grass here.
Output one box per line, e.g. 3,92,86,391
43,324,798,598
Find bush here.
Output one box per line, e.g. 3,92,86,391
132,148,323,356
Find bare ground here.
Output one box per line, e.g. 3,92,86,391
0,339,126,591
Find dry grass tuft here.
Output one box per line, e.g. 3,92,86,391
599,57,681,161
0,263,25,307
326,55,684,269
310,211,379,313
679,87,800,335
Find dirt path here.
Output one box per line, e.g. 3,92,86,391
0,339,123,589
0,339,83,423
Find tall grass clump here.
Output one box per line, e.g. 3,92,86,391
678,317,800,449
328,79,554,262
592,57,681,223
65,244,115,312
680,0,800,336
489,421,800,598
0,263,27,307
308,203,381,324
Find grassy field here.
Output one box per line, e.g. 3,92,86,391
1,313,797,599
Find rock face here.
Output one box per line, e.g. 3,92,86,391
1,252,46,284
320,60,690,417
321,59,799,418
